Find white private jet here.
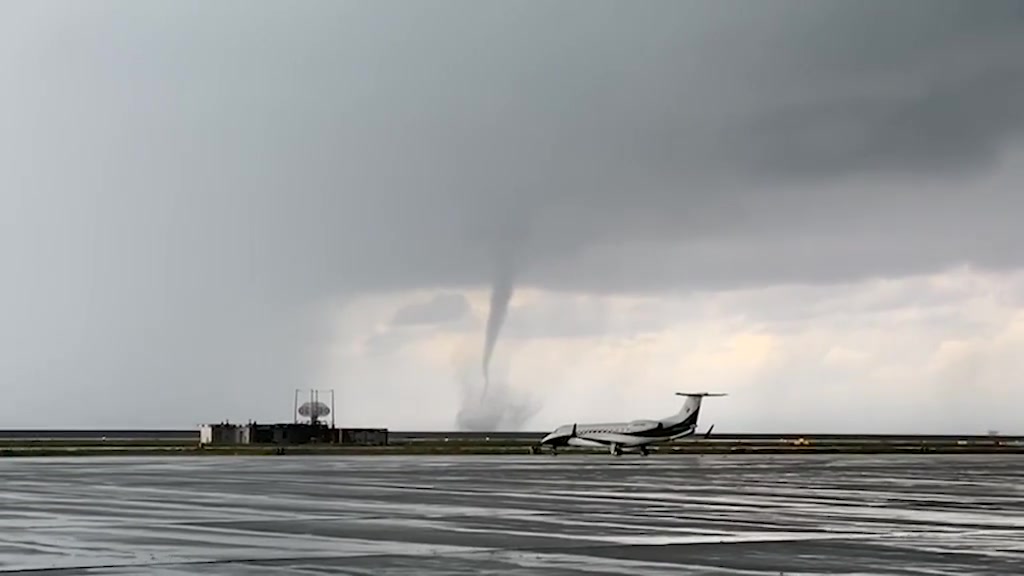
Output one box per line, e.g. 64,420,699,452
536,392,726,456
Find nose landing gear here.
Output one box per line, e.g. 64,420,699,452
531,444,559,456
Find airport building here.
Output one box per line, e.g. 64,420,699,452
199,422,252,445
198,389,388,447
199,421,388,447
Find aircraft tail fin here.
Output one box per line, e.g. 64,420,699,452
672,392,727,427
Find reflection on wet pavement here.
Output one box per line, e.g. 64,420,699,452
1,454,1022,574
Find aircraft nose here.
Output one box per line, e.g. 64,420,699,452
540,432,557,444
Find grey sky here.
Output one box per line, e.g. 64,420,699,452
391,293,471,326
2,1,1023,428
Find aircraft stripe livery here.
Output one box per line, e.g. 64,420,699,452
536,392,726,456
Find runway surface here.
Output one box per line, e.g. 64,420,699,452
3,429,1023,444
1,454,1022,575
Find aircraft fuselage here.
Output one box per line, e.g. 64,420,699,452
537,392,724,456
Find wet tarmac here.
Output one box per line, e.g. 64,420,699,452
1,454,1022,575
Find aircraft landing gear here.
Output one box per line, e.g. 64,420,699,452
610,444,623,457
639,446,650,457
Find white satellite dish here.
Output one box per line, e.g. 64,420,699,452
298,401,331,418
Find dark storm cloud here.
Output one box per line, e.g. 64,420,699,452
7,0,1023,294
2,0,1024,424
